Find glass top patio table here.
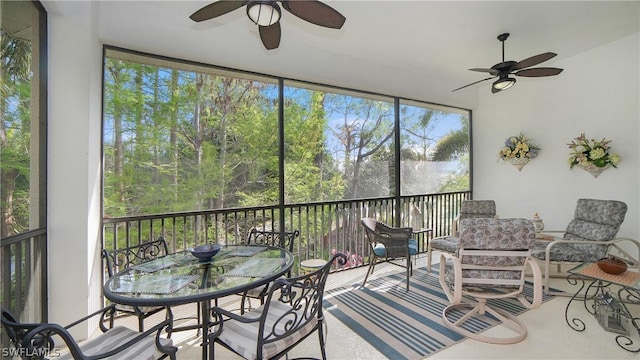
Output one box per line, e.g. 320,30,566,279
104,245,294,360
104,245,294,307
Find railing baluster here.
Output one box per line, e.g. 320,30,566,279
1,229,47,322
100,192,470,270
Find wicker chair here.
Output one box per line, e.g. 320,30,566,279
209,253,345,360
1,304,176,360
427,200,497,270
361,218,417,291
531,198,640,294
439,218,542,344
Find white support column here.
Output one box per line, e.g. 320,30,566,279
47,1,102,339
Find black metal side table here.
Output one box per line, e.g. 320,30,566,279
565,262,640,353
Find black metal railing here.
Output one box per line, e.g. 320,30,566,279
0,191,471,330
102,192,471,273
0,228,48,322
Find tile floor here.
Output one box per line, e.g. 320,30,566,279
169,253,639,359
91,252,639,359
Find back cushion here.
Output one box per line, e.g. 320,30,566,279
458,218,535,251
454,218,535,287
565,199,627,241
459,200,497,219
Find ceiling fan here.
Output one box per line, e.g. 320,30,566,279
189,0,346,50
453,33,563,94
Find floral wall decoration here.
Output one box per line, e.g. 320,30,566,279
567,133,620,178
498,132,540,171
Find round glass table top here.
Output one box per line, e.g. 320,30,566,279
104,245,294,307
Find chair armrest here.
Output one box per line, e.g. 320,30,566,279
543,236,632,246
64,304,116,333
412,228,432,234
376,222,413,237
210,305,260,324
536,230,565,239
608,237,640,266
524,258,543,308
438,253,462,304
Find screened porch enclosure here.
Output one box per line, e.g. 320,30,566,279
100,47,472,295
102,47,471,221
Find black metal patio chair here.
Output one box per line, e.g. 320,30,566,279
208,253,345,360
1,304,176,360
101,238,172,331
239,228,300,314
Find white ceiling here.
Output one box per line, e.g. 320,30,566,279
45,1,639,109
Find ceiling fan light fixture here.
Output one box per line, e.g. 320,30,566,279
493,77,516,91
247,1,281,26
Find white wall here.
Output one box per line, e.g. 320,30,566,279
47,1,103,338
473,33,639,243
43,1,639,337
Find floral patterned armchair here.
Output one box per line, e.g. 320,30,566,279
531,198,640,294
427,200,497,270
439,218,542,344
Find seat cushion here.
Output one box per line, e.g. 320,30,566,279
244,284,268,298
443,259,522,290
373,239,418,257
531,240,605,262
58,326,172,360
217,301,317,360
430,237,459,254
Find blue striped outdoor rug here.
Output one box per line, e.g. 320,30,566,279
323,266,556,360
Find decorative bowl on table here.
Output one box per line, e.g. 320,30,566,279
189,244,222,262
596,256,628,275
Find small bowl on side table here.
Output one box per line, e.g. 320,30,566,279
597,256,628,275
189,244,222,262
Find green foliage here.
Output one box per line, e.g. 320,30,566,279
1,31,33,236
440,173,470,192
431,116,470,162
101,53,471,243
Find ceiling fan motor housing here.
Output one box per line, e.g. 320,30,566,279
491,61,517,72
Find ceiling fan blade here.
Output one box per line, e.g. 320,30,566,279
281,0,345,29
259,22,281,50
513,52,557,70
452,76,496,92
470,68,500,76
515,67,564,77
190,1,247,22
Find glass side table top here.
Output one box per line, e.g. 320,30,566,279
568,262,640,290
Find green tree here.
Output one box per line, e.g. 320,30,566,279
1,29,31,236
431,116,470,162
